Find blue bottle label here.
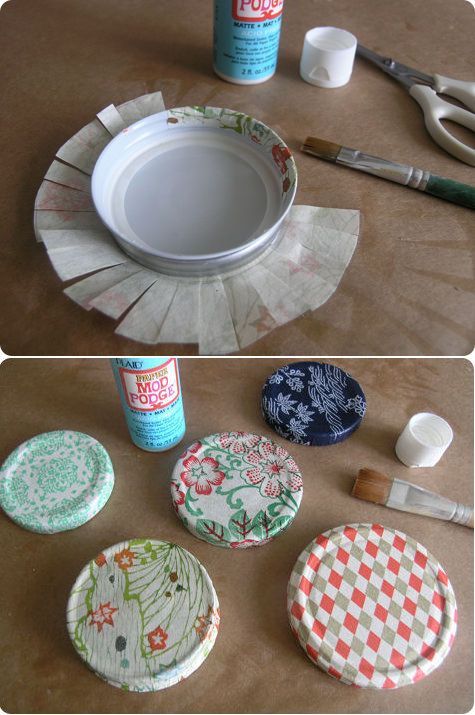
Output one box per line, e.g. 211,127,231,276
214,0,284,82
111,358,186,451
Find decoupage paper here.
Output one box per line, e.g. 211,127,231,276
34,89,360,353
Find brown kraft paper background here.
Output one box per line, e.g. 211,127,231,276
0,0,474,356
0,358,472,713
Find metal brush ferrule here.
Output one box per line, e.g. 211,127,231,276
387,479,472,525
338,148,430,189
406,167,430,190
452,503,473,526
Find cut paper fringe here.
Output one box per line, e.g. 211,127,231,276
34,90,360,354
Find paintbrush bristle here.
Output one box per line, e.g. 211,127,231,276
352,468,393,506
301,136,342,162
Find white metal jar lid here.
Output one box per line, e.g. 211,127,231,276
67,539,220,691
91,106,298,277
34,89,360,353
287,524,457,689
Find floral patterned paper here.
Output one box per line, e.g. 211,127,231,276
261,362,366,446
67,539,220,691
171,432,303,548
0,431,114,533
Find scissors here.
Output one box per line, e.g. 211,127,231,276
357,44,475,166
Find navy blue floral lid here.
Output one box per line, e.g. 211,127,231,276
261,362,366,446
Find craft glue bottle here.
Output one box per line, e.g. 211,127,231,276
110,357,186,452
213,0,285,84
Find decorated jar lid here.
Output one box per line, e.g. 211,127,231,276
171,431,303,548
288,524,457,689
67,539,220,691
0,430,114,533
261,361,366,446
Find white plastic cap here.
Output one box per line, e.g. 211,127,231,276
300,27,357,88
395,412,453,468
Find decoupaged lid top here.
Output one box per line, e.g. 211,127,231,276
67,539,220,691
288,523,457,689
261,361,366,445
171,431,303,548
0,430,114,533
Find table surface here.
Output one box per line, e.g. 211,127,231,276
0,357,472,713
0,0,474,356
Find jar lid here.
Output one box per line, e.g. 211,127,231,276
261,361,366,445
171,432,303,548
67,539,220,691
288,524,457,689
0,430,114,533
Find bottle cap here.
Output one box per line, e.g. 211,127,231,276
300,27,357,88
261,362,366,446
0,430,114,533
288,523,457,688
171,432,303,548
67,539,220,691
395,412,453,467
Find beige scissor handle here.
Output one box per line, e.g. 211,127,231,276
410,84,475,166
433,74,475,113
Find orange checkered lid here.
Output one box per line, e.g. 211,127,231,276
287,524,457,689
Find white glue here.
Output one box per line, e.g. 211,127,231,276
111,357,186,452
213,0,285,84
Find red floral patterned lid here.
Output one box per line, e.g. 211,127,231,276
171,431,303,548
288,524,457,689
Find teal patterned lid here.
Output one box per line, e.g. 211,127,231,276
0,430,114,533
171,432,303,548
67,539,220,691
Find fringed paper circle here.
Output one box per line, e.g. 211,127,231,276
34,90,360,354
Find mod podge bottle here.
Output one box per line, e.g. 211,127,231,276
110,357,186,452
213,0,285,84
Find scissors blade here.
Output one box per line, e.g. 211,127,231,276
356,44,433,89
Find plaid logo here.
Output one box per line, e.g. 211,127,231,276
287,524,457,689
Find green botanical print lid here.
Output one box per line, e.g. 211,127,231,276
171,432,303,548
0,430,114,533
67,539,220,692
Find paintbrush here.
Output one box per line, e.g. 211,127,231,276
352,468,473,528
301,137,475,210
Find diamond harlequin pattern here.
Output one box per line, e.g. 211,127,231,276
287,524,457,689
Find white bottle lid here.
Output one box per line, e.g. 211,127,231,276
395,412,453,468
300,27,357,88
